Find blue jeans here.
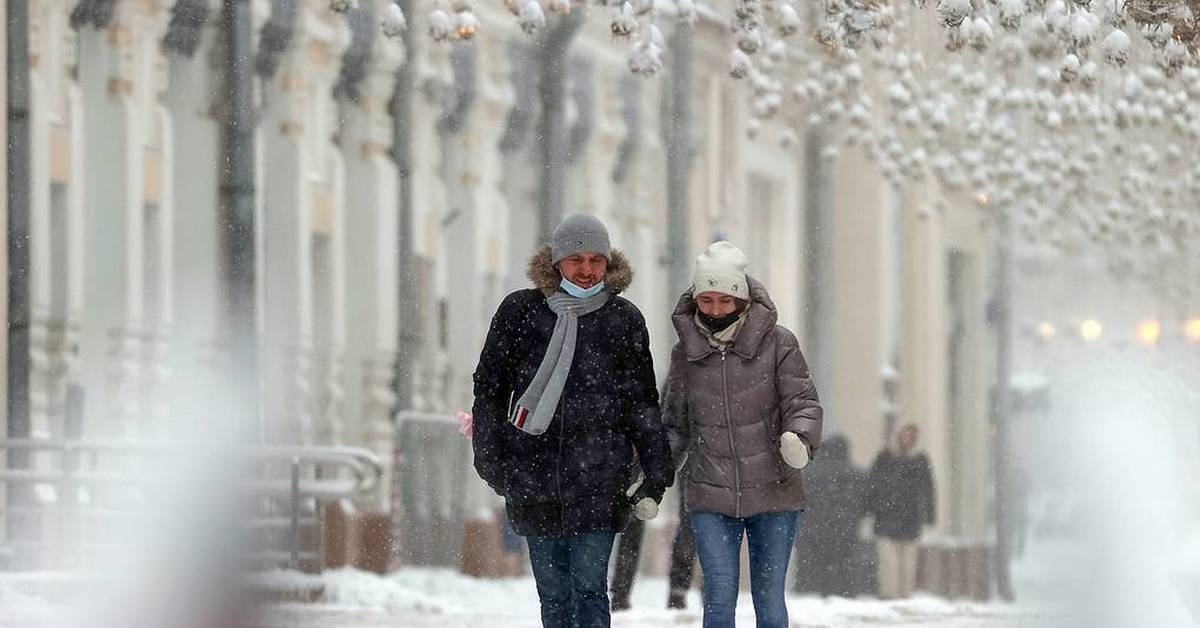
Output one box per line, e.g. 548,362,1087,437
691,511,801,628
526,531,617,628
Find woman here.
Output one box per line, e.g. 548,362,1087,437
867,423,936,599
663,241,823,628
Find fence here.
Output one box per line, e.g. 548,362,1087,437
393,411,477,567
0,438,384,572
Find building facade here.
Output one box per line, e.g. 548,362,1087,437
12,0,999,576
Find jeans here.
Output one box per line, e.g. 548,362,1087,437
526,531,617,628
691,510,801,628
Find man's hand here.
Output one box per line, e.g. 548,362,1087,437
633,497,659,520
625,472,663,521
780,432,811,470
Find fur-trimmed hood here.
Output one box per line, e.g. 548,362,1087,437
527,245,635,297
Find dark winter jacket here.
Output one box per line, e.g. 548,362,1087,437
866,449,936,541
663,277,823,518
471,246,674,537
792,435,870,596
802,435,867,546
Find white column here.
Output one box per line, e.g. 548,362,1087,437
308,16,352,447
28,52,54,438
164,30,220,359
161,23,225,448
501,140,539,297
899,184,950,534
495,40,539,298
476,40,513,322
773,153,803,335
944,204,994,541
27,3,86,440
440,68,507,414
828,144,887,468
261,75,315,445
77,20,148,438
340,32,402,509
409,54,449,413
744,137,803,334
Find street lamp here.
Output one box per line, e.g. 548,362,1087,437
1185,318,1200,343
1136,320,1162,347
1036,321,1056,341
1080,319,1103,342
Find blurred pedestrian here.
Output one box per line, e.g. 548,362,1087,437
791,434,868,597
866,423,936,599
471,214,675,628
663,241,823,628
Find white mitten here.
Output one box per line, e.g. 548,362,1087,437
634,497,659,521
626,472,659,520
780,432,811,469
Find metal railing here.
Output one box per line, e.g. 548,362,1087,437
0,438,384,571
393,411,475,567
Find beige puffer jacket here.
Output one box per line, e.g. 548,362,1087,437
663,277,823,518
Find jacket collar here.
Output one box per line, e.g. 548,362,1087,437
672,275,778,362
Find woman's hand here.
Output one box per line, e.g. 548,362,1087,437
780,432,811,469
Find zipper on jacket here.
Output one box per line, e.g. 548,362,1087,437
720,348,741,517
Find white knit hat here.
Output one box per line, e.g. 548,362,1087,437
692,241,749,300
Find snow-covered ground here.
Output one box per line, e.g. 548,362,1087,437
0,563,1056,628
248,567,1052,628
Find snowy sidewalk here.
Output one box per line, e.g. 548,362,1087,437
0,565,1058,627
246,567,1056,628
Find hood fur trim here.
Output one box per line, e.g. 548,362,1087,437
527,245,634,297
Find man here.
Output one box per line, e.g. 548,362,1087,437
867,423,936,599
472,214,674,628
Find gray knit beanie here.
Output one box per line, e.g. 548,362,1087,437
551,214,611,265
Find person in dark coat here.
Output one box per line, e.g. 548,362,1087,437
866,423,936,599
791,434,868,597
471,214,674,628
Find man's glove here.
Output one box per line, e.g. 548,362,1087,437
780,432,811,470
625,472,664,521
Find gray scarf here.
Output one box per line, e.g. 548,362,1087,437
508,290,610,435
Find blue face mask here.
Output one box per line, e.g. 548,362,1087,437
560,278,606,299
